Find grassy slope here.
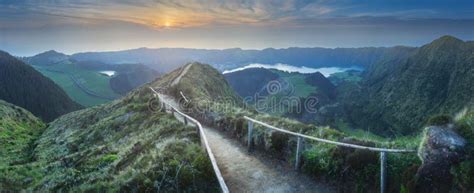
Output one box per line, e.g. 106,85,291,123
272,70,316,98
0,86,218,192
0,51,82,122
0,100,46,166
154,63,421,193
32,61,121,107
451,108,474,191
35,68,110,106
327,71,363,85
347,36,474,135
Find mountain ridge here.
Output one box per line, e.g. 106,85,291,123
342,35,474,135
0,50,82,121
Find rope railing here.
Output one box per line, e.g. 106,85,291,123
149,87,229,193
243,116,416,193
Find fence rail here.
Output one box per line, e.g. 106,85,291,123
150,87,229,193
243,116,416,193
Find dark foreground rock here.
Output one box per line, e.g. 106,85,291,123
415,125,467,193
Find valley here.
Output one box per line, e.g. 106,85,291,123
2,1,473,192
21,51,160,107
0,35,472,193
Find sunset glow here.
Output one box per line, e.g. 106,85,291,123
1,0,473,56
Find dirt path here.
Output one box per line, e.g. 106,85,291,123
157,92,335,193
203,126,335,193
171,63,193,86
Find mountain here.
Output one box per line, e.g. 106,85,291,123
224,68,279,97
0,82,218,192
109,64,161,94
71,46,415,73
342,36,474,135
0,51,82,121
151,62,424,192
22,50,69,66
224,68,336,122
155,62,243,105
21,51,160,106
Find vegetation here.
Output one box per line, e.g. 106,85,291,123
224,67,336,120
0,100,46,166
154,62,422,193
427,114,453,126
342,36,474,136
34,66,112,106
32,61,121,106
327,70,363,85
0,84,219,192
0,50,82,122
23,50,160,107
451,107,474,192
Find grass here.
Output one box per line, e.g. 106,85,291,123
327,71,363,85
0,86,219,192
271,70,317,98
0,100,46,166
32,61,121,107
158,63,423,193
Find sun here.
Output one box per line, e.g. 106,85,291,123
164,21,171,28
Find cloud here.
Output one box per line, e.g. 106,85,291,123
0,0,341,29
2,0,473,30
1,0,473,56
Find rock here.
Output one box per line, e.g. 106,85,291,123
415,125,467,193
418,125,466,163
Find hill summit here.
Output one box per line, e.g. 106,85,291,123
152,62,243,106
24,50,70,66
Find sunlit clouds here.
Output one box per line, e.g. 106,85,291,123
1,0,473,56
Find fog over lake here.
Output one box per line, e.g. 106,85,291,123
223,63,363,77
99,71,116,77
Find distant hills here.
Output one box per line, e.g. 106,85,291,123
22,50,69,66
21,51,160,106
0,51,82,121
70,46,416,73
222,35,473,136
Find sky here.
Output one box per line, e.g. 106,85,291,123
1,0,473,56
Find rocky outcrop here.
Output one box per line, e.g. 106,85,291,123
415,125,467,193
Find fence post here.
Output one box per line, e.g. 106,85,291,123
184,116,188,125
380,152,387,193
161,102,166,113
247,121,253,152
196,125,201,138
295,136,304,170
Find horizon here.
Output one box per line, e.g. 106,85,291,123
1,1,474,56
10,34,473,57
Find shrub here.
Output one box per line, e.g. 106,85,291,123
427,114,453,126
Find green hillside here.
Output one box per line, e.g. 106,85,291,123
0,51,82,122
153,62,421,192
0,100,46,166
32,61,121,107
23,51,160,107
342,36,474,135
224,68,337,120
0,84,218,192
